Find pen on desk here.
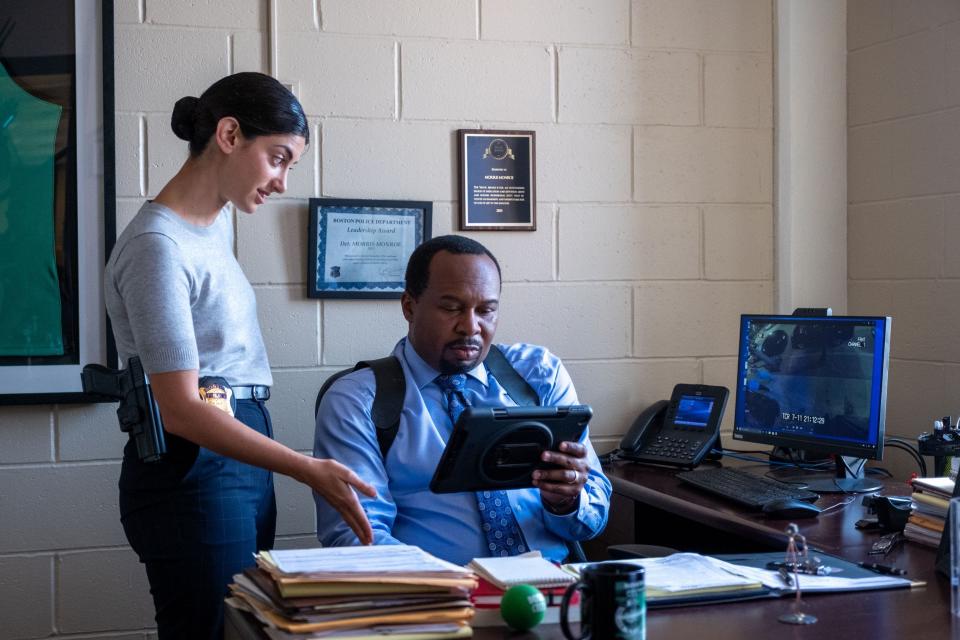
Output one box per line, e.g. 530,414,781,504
858,561,907,576
777,566,794,587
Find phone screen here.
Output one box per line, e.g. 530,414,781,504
673,395,715,429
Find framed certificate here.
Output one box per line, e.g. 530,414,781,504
458,129,536,231
308,198,432,299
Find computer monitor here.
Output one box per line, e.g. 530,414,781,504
732,314,891,493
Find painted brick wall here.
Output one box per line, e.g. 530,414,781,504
847,0,960,480
0,1,773,636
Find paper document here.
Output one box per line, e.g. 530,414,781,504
469,552,574,589
912,476,954,495
715,560,911,592
567,553,761,595
567,553,910,595
267,545,469,576
263,623,470,639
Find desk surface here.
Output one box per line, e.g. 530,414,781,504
601,460,953,637
227,460,956,639
606,459,900,554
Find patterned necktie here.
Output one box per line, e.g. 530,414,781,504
436,374,527,557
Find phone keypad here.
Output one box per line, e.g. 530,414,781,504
640,433,705,461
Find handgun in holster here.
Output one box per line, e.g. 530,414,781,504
81,356,166,462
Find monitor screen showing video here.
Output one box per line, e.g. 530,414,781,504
732,315,890,459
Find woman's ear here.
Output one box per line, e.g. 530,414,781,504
213,117,242,154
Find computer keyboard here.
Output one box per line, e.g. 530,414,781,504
676,467,820,510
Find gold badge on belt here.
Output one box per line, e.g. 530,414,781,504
198,377,236,417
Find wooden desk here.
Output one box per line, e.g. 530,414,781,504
227,460,957,639
592,460,954,637
593,460,901,555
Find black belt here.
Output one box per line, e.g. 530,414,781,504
232,385,270,401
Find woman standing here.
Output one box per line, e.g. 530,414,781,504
104,72,374,639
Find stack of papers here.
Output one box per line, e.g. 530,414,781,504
227,545,477,639
906,476,952,547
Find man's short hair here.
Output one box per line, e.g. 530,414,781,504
404,235,502,299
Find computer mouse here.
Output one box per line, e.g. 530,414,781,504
761,498,822,519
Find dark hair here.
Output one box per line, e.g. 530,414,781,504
170,72,309,156
404,235,502,299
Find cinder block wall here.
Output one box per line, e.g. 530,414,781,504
847,0,960,479
0,1,773,636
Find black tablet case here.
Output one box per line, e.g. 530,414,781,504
430,405,592,493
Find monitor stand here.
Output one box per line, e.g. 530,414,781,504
769,455,882,494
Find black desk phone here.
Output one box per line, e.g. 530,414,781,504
618,383,729,468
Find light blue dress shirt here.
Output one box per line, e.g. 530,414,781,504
313,338,611,566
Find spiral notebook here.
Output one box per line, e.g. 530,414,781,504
467,553,575,590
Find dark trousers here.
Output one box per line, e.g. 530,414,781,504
119,399,277,640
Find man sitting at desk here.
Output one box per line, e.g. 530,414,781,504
313,235,610,565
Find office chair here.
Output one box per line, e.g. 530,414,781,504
569,540,678,562
607,544,678,560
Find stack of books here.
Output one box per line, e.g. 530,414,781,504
466,554,578,626
905,476,952,548
226,545,477,639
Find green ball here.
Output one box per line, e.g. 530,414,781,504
499,584,547,631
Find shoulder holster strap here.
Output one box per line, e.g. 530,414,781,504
364,356,406,459
482,346,539,407
314,356,405,460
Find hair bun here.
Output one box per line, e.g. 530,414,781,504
171,96,200,141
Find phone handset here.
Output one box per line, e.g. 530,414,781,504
619,399,669,454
